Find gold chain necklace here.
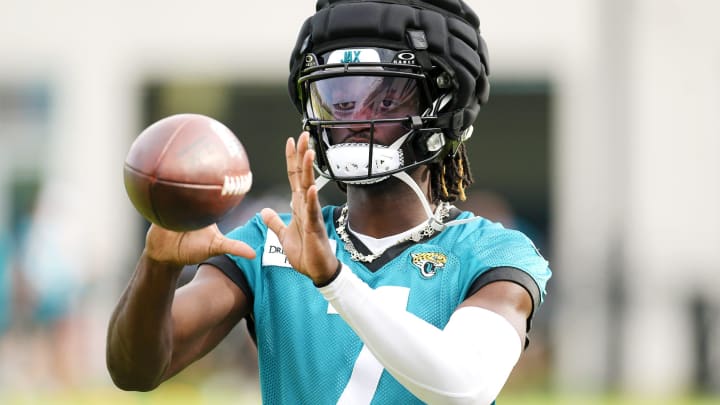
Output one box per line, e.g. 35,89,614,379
335,202,451,262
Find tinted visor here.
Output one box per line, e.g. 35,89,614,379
308,76,422,122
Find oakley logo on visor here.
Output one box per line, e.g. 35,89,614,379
327,48,381,64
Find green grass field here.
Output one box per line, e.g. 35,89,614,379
2,384,718,405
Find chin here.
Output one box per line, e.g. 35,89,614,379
349,175,401,191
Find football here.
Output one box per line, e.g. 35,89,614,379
123,113,252,231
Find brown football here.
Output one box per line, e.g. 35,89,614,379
123,113,252,231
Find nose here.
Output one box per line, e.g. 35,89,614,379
344,120,374,142
349,100,375,121
337,101,373,134
333,107,376,143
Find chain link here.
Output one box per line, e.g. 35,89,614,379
336,202,451,262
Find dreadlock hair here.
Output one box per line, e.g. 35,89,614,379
430,143,474,203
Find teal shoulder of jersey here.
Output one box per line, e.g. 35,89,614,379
448,210,551,303
221,206,551,403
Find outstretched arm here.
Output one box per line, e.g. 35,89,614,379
106,224,255,391
319,266,530,404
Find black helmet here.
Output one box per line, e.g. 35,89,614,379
289,0,489,184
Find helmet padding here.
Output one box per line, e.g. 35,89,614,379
288,0,490,139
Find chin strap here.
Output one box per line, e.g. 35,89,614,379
392,171,480,231
315,176,331,191
315,169,480,231
392,171,434,218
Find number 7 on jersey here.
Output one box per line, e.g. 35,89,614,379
327,286,410,405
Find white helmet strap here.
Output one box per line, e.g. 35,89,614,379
315,168,479,231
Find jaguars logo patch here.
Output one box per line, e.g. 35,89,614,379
411,252,447,279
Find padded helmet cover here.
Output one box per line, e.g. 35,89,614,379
288,0,490,135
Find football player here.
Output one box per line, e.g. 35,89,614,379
107,0,552,403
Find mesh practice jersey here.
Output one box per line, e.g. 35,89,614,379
206,205,551,404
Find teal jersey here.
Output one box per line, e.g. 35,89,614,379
215,206,551,404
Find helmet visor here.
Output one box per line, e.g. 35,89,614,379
308,75,422,123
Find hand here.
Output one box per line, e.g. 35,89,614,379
144,223,256,266
261,132,339,285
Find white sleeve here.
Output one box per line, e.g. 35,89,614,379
318,264,522,405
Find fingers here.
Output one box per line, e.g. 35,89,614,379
304,184,325,234
260,208,287,241
301,148,316,189
285,137,300,192
286,132,315,216
302,138,320,228
296,131,310,160
211,237,256,259
286,132,312,188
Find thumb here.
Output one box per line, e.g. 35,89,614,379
260,208,286,240
210,234,256,259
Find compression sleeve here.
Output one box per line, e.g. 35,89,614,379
318,264,522,405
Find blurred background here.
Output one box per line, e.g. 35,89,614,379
1,0,719,403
